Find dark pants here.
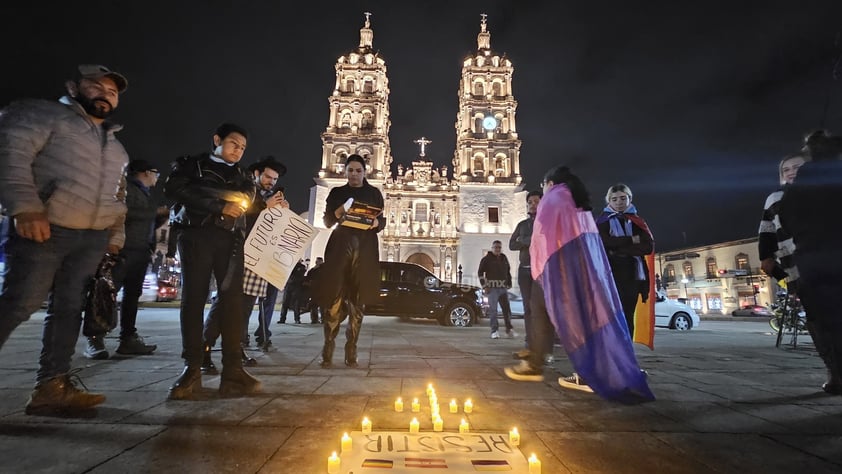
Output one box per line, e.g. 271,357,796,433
0,225,107,382
204,292,254,347
797,251,842,386
526,282,555,370
256,284,278,338
178,227,243,369
486,287,513,333
280,285,302,322
321,235,366,364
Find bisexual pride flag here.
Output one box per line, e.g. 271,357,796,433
531,184,655,403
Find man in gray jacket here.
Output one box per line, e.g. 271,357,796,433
0,64,129,415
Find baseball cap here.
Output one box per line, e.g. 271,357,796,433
77,64,128,92
128,159,158,174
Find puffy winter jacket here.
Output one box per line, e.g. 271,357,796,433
0,96,128,247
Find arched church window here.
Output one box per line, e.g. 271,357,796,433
473,81,484,96
363,79,374,93
361,111,373,130
341,112,351,128
474,116,483,133
344,78,354,93
492,82,502,96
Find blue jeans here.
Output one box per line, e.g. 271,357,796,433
256,284,278,338
486,287,513,333
0,225,107,382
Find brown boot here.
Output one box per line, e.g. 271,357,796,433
168,366,202,400
219,366,262,397
25,372,105,415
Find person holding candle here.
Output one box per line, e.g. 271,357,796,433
163,123,261,400
503,165,654,404
315,155,385,368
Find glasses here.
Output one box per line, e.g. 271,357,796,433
147,170,160,177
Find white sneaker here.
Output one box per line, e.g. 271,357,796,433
506,329,517,339
490,331,500,339
558,373,594,393
544,355,554,365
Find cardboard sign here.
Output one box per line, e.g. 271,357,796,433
337,431,530,472
243,207,317,290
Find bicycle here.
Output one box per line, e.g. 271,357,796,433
769,289,807,348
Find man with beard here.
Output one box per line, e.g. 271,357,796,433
0,65,129,415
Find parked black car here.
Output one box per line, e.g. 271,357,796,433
365,261,483,327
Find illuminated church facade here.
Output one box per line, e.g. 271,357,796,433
307,13,527,289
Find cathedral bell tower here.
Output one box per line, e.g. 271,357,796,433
317,12,392,181
452,14,522,184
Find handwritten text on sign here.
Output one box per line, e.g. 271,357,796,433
243,207,316,290
339,431,529,472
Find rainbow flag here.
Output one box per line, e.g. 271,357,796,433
633,253,656,349
531,184,655,404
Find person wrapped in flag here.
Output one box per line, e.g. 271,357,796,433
595,183,655,345
504,165,654,403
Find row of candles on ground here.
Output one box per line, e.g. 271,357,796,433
326,383,541,473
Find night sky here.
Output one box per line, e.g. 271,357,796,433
2,0,841,251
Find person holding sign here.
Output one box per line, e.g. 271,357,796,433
316,154,385,368
163,123,260,400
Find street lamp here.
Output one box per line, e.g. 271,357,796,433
680,277,689,299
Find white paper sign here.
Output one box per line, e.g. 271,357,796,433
243,207,317,290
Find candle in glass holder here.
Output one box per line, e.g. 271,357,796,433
463,399,473,413
426,383,434,396
431,403,440,417
509,427,520,446
433,416,443,432
361,416,372,434
449,399,458,413
411,398,420,412
328,451,340,474
459,419,469,433
341,432,352,452
394,397,404,412
528,453,541,474
409,417,420,433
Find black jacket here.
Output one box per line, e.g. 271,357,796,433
164,153,255,234
509,216,534,268
478,252,512,289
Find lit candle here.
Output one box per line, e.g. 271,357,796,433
463,399,473,413
426,383,434,396
341,432,352,452
430,394,437,407
431,403,440,417
528,453,541,474
411,398,420,412
433,416,443,432
459,419,469,433
394,397,404,412
509,427,520,446
328,451,340,474
361,416,372,434
409,417,420,433
449,399,458,413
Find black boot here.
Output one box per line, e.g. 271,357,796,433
806,321,842,393
219,366,262,397
241,348,257,367
344,346,358,368
168,366,202,400
201,345,217,375
344,305,363,368
320,340,335,368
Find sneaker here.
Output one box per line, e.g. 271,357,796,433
490,331,500,339
544,355,554,365
558,373,594,393
84,336,109,360
503,360,544,382
512,348,531,360
25,371,106,415
116,334,157,355
506,329,517,339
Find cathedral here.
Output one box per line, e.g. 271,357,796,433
307,13,527,291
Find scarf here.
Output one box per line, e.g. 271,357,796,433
598,204,649,281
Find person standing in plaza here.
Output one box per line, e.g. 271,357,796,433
84,159,166,359
303,257,325,324
779,130,842,395
316,154,385,368
277,259,307,324
200,156,288,369
164,122,260,400
478,240,516,339
595,184,654,338
509,190,544,358
504,165,653,404
0,64,129,414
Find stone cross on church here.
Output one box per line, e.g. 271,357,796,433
413,136,431,157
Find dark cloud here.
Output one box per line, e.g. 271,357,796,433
2,0,841,250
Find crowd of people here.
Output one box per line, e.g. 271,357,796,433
0,64,839,415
